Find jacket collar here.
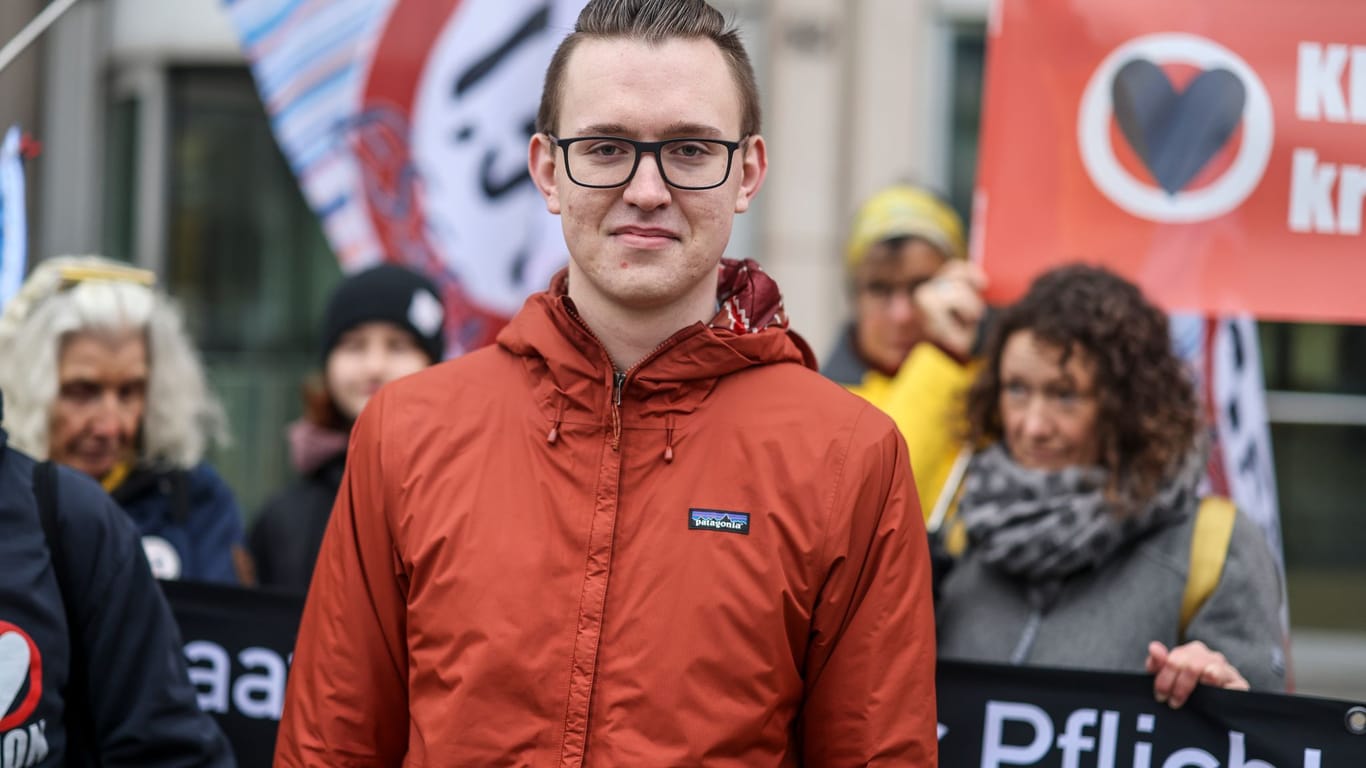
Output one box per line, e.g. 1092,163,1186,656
497,258,815,421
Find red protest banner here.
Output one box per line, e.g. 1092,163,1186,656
973,0,1366,322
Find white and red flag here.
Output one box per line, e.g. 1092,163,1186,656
223,0,589,355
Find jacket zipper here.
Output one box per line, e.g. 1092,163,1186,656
1010,609,1044,665
608,334,685,452
563,300,694,453
610,370,626,450
560,302,625,452
554,302,706,762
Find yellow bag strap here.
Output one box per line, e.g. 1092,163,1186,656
927,446,972,534
931,454,970,559
1181,496,1237,638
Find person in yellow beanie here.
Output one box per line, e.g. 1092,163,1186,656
822,185,986,518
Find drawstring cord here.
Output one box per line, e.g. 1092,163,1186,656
662,416,675,464
546,395,566,445
544,390,678,464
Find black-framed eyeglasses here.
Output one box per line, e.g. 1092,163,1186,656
548,134,746,190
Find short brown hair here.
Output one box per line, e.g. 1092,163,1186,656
301,372,351,432
535,0,761,137
964,264,1200,509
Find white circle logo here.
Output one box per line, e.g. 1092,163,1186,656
1078,33,1274,223
142,535,183,580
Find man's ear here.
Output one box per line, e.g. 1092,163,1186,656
732,135,768,214
529,133,562,214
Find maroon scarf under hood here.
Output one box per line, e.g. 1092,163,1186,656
711,259,789,334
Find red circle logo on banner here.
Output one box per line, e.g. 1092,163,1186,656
1078,33,1275,223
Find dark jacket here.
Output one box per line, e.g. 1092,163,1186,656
0,427,234,766
249,451,346,591
113,463,246,584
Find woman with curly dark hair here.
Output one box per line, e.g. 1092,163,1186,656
935,264,1285,708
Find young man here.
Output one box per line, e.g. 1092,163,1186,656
276,1,937,765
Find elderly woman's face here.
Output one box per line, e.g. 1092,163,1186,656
998,330,1101,471
49,329,147,480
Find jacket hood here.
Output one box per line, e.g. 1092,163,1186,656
497,259,815,422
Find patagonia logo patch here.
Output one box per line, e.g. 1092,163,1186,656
688,508,750,535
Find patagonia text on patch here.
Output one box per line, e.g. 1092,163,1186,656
688,508,750,536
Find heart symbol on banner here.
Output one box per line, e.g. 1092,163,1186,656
0,631,32,717
1111,58,1246,196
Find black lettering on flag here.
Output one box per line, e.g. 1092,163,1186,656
454,4,551,98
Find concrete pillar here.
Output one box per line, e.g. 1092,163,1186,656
39,0,106,260
761,0,849,357
846,0,929,202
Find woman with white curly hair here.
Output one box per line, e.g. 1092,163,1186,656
0,255,248,584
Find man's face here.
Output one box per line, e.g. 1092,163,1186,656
49,330,148,480
853,238,949,373
529,37,767,314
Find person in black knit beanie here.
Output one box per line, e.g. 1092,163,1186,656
319,264,447,367
250,263,447,591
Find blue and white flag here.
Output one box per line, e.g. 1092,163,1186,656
0,125,26,314
222,0,589,355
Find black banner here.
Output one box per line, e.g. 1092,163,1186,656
160,580,304,768
938,660,1366,767
158,583,1366,767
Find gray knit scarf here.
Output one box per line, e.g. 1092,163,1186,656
958,443,1204,595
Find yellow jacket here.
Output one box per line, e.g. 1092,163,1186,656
822,328,977,519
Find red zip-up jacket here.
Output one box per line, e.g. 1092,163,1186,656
276,263,938,766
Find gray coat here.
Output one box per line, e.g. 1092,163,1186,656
936,503,1287,691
